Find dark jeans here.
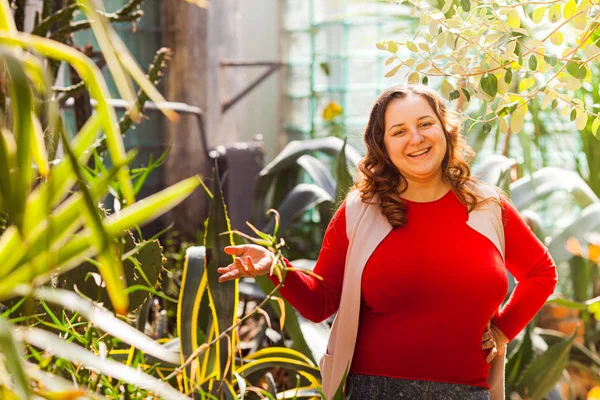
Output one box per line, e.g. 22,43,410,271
346,374,491,400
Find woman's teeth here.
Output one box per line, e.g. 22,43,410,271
408,148,431,157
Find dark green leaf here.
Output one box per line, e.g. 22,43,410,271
551,99,558,109
544,54,558,66
482,123,492,134
205,165,238,382
570,108,577,122
422,76,429,86
461,0,471,12
567,61,587,79
319,62,330,76
514,328,578,400
480,74,498,98
461,88,471,102
505,68,513,84
449,90,460,101
528,55,538,70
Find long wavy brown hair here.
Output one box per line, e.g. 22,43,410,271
353,84,497,228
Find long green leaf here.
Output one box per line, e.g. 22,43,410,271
205,167,237,382
177,246,207,386
75,0,137,115
263,183,333,235
15,327,190,400
505,323,534,393
0,317,30,399
254,137,360,222
514,327,578,400
295,155,335,198
0,0,17,31
235,357,320,379
509,167,599,211
0,49,33,230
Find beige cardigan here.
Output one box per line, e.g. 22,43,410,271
319,182,507,400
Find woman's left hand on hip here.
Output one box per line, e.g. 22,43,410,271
482,321,509,363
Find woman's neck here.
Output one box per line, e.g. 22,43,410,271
399,180,452,202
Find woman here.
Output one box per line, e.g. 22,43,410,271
218,85,558,400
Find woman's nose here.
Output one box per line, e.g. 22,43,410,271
408,130,425,145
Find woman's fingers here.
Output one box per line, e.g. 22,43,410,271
481,339,496,350
485,346,498,363
224,245,248,256
218,267,241,282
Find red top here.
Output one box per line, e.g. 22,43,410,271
269,189,557,388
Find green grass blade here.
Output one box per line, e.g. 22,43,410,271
0,317,30,399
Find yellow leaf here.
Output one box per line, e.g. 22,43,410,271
532,6,545,23
437,31,448,48
385,64,402,78
541,92,553,110
504,41,517,59
441,79,454,99
548,3,562,23
574,14,587,30
576,112,589,130
408,71,420,84
419,42,430,52
510,107,526,134
592,117,600,136
271,296,286,330
416,61,429,71
406,41,418,52
376,42,387,50
564,0,577,19
499,117,509,134
508,10,520,29
385,56,396,65
550,32,564,45
405,58,416,67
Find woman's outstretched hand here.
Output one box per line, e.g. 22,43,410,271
218,244,276,283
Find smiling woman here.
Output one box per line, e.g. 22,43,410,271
219,84,558,400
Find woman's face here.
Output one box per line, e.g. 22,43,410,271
382,94,447,185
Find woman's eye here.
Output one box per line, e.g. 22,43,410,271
421,122,432,128
395,130,405,136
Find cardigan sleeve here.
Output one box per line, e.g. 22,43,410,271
491,195,558,341
268,200,349,323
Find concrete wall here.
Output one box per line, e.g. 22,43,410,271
163,0,282,237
